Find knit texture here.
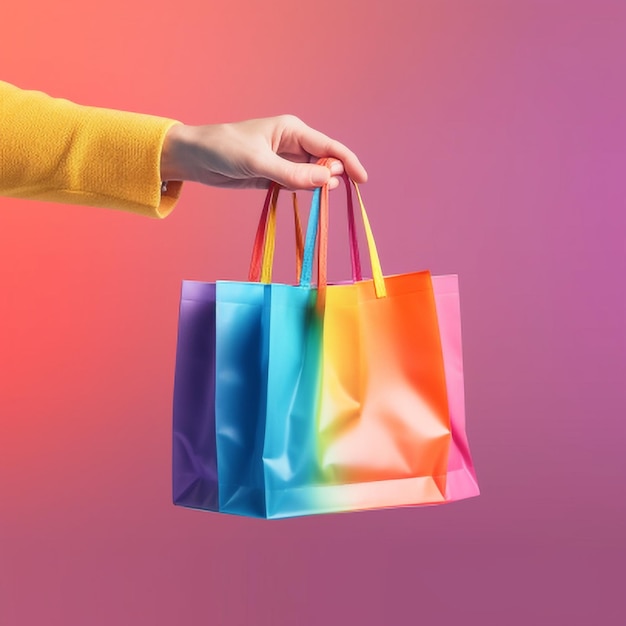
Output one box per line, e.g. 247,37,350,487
0,80,182,217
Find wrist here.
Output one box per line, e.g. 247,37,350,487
160,122,193,183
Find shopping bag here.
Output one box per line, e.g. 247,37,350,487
173,169,478,517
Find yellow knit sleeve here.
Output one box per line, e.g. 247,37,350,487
0,80,183,218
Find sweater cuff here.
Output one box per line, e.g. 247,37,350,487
70,109,184,217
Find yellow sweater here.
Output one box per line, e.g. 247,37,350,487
0,80,182,218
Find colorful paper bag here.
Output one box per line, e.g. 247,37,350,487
173,172,477,517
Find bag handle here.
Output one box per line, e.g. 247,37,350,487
300,159,386,308
261,186,305,283
248,178,364,285
248,183,304,283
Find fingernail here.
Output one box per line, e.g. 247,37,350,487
330,161,343,175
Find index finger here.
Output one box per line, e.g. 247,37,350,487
294,123,368,184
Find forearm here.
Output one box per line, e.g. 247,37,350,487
0,80,182,217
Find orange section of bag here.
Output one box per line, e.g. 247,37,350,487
316,272,451,492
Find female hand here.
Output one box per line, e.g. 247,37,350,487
160,115,367,191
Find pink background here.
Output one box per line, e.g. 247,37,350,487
1,1,624,624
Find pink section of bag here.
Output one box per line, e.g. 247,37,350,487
432,274,479,501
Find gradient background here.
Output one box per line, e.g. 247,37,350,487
1,1,624,624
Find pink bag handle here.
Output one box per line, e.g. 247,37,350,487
345,177,363,281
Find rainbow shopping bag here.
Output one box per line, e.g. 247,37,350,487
173,173,477,517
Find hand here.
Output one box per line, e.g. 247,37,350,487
159,115,367,191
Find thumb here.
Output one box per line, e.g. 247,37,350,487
257,153,331,190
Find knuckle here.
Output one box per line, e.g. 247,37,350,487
280,113,301,126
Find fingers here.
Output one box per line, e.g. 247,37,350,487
285,118,368,184
310,138,367,183
252,151,344,191
187,115,367,191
